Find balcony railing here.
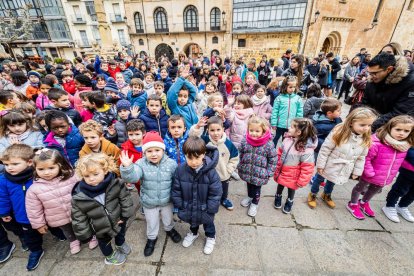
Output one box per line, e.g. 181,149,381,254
109,13,125,23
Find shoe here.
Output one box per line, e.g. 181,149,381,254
70,240,81,255
274,194,282,209
347,202,365,220
104,250,126,265
19,236,28,252
231,171,240,180
382,206,400,223
282,199,294,214
144,238,157,256
26,250,44,271
240,197,252,207
173,207,178,214
116,242,132,255
166,228,182,243
182,232,199,248
203,237,216,255
359,200,375,217
248,203,258,217
0,243,15,263
221,198,234,210
396,205,414,222
89,235,98,250
321,192,336,208
307,193,317,209
140,206,145,215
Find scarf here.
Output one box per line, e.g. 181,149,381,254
384,134,410,152
30,81,39,88
5,167,34,183
252,95,268,106
8,130,31,144
246,129,271,147
79,172,114,198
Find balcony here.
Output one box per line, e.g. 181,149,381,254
109,13,125,23
72,15,86,24
184,26,199,32
75,39,91,48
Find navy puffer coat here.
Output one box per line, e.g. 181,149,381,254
139,108,169,138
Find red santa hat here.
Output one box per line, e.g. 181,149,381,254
142,131,165,152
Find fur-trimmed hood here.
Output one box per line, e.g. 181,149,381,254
368,55,410,85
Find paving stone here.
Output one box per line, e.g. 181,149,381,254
370,201,414,233
101,263,156,275
392,233,414,257
215,195,254,225
254,197,296,228
159,265,207,276
49,259,105,275
0,257,56,276
292,199,338,230
209,268,265,275
228,179,248,196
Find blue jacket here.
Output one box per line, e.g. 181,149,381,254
120,69,133,84
312,110,342,152
127,90,147,112
139,108,169,138
93,55,110,80
167,77,199,129
156,76,173,93
164,130,189,165
171,147,222,226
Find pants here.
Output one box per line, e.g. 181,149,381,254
97,221,127,257
310,173,335,194
59,223,77,242
143,204,175,240
276,184,296,200
350,179,383,204
273,127,288,146
0,218,24,248
221,179,229,201
20,223,65,252
190,219,216,238
247,183,262,205
386,168,414,208
337,80,352,100
333,79,343,94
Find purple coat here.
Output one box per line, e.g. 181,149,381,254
361,135,408,187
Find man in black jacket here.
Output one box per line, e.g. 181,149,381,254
326,52,341,81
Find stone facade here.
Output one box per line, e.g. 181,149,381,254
390,1,414,51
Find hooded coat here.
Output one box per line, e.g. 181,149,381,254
225,107,255,148
139,108,169,138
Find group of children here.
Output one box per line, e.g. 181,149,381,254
0,60,414,272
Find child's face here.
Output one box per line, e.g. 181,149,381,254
55,95,71,109
8,122,27,135
390,123,413,141
168,119,186,139
110,64,117,70
24,111,34,119
107,91,119,99
208,123,224,142
351,118,374,135
286,82,297,94
116,74,124,83
160,70,168,79
35,159,60,181
3,157,32,175
178,90,189,106
82,167,107,186
127,130,144,146
154,85,164,96
248,123,264,138
246,75,254,85
288,123,301,137
64,63,71,70
81,97,93,109
327,107,342,120
234,101,244,110
233,85,242,94
212,98,223,108
62,75,73,82
97,79,106,86
83,130,102,151
145,76,154,84
118,109,130,120
74,79,82,89
11,93,20,105
132,85,142,94
120,63,126,70
205,84,215,93
145,147,164,164
147,100,162,116
29,75,39,83
50,118,70,137
186,154,205,169
40,84,51,95
256,88,266,99
101,63,109,71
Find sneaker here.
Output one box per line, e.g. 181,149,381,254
231,171,240,180
321,192,336,209
396,205,414,222
116,242,132,255
282,199,294,214
240,197,252,207
203,237,216,255
173,207,178,214
182,232,199,248
274,194,282,209
307,193,317,209
140,206,145,215
221,198,234,210
104,250,126,265
382,206,400,223
89,235,98,250
248,203,258,217
70,240,81,255
0,243,15,263
359,200,375,217
347,202,365,220
19,236,28,252
26,250,44,271
144,238,157,256
125,183,134,190
166,228,182,243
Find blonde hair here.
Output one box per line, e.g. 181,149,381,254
207,92,223,107
376,115,414,145
79,120,104,136
245,72,256,81
248,116,269,133
332,108,377,148
75,153,117,178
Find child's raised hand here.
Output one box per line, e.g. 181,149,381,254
130,106,139,118
227,95,235,106
9,136,20,145
120,150,134,167
196,116,208,129
2,216,12,222
107,124,116,136
117,220,123,224
37,225,48,235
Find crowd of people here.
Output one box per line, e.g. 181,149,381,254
0,41,413,271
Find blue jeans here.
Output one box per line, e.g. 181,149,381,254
97,221,127,257
310,173,335,194
273,127,288,146
190,219,216,238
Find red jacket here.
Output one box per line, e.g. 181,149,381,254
63,80,76,95
120,140,143,190
108,66,121,79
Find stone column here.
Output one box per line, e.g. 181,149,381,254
93,0,115,55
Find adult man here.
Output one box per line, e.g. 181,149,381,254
326,52,341,81
356,48,367,64
306,57,320,77
362,52,414,130
281,49,292,70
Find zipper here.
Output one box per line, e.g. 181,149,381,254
157,116,161,135
286,95,291,128
385,151,397,185
175,139,180,164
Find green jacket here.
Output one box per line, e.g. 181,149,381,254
271,93,303,129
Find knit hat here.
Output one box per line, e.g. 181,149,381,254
116,99,131,111
104,78,119,93
142,131,165,152
28,71,41,79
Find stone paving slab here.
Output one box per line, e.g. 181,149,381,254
254,197,296,228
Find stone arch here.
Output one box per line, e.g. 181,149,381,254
321,31,341,54
155,43,174,61
183,43,201,59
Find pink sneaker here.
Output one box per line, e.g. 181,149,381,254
347,202,365,220
89,235,98,250
70,240,81,255
359,200,375,217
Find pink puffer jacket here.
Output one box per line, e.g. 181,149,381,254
361,135,408,187
26,175,79,229
226,107,255,148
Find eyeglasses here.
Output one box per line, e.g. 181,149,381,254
367,69,386,76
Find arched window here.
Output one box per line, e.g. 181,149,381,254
139,39,144,46
184,5,198,32
212,36,218,44
134,12,144,33
210,7,220,31
154,7,168,32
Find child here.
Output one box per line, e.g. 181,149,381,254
348,115,414,219
94,74,107,92
88,92,116,131
202,93,230,130
108,60,121,79
120,119,145,164
303,83,324,119
310,108,377,209
139,94,169,138
120,131,182,257
274,118,318,214
26,71,41,100
25,148,98,255
46,88,82,127
225,94,255,148
243,72,257,96
43,110,85,166
105,100,132,147
73,74,93,113
104,78,122,101
144,73,155,96
238,117,277,216
127,78,147,112
252,84,272,120
196,81,217,117
158,67,173,93
61,70,76,95
115,72,130,97
164,115,189,164
35,78,53,111
171,137,222,254
0,90,19,111
44,74,63,90
13,102,36,121
119,61,133,84
154,81,170,115
231,81,243,96
72,153,133,265
79,91,95,122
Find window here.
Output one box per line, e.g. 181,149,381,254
49,47,59,58
38,0,65,16
113,3,122,21
73,5,82,22
134,12,144,33
92,26,101,45
118,29,127,46
238,39,246,47
183,5,198,32
79,30,89,47
45,20,71,41
210,8,221,31
32,22,49,40
23,47,34,56
154,7,168,32
212,36,218,44
85,1,97,21
139,39,144,46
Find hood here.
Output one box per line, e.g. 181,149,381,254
208,132,227,145
312,110,330,122
234,108,254,120
97,104,111,113
306,136,318,150
142,107,167,119
198,146,219,173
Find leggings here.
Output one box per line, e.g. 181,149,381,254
276,184,295,200
350,180,382,204
247,183,262,205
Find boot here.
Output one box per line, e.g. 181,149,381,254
307,192,317,209
144,238,157,257
321,192,336,208
166,228,182,243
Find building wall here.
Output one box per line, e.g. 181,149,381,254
390,1,414,51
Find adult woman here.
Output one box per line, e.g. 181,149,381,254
338,56,360,101
257,60,271,86
282,54,309,95
334,56,349,95
380,42,403,56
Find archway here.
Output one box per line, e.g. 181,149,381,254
155,43,174,61
321,31,341,55
321,38,331,54
183,43,201,59
211,49,220,57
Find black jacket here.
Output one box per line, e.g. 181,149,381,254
329,58,341,80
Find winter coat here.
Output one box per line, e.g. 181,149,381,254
93,104,116,129
252,96,273,120
36,94,51,111
171,148,222,226
316,130,368,185
271,93,303,129
26,85,40,100
26,175,78,229
237,139,277,186
312,111,342,152
329,58,342,81
0,131,44,153
44,105,82,127
120,69,133,84
127,90,147,112
343,63,359,82
225,107,255,148
195,91,210,118
164,131,189,165
139,108,169,138
303,97,325,119
318,66,329,86
73,86,93,113
120,155,178,209
274,136,317,190
63,80,76,95
159,77,173,93
108,119,128,147
71,175,134,241
80,137,120,160
361,135,408,187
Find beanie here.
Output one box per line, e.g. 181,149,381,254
28,71,41,79
116,99,131,111
142,131,165,152
104,78,119,93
